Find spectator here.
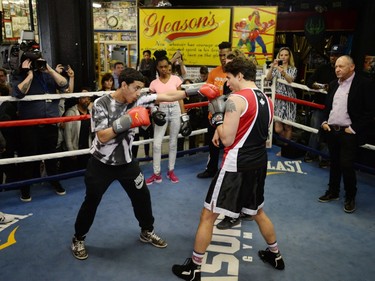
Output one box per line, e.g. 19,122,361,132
170,50,187,81
112,61,125,89
304,45,344,167
0,84,19,184
146,53,186,185
195,66,209,83
265,46,297,156
12,55,68,202
99,72,115,91
61,91,93,172
138,50,156,87
318,55,374,213
196,41,232,179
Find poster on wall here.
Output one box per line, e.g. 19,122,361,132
138,8,231,66
363,55,375,77
232,6,278,66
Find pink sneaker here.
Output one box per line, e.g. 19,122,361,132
167,170,179,183
146,173,162,185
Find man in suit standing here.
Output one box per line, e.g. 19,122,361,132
318,55,374,213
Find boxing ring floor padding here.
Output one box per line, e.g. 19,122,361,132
0,147,374,281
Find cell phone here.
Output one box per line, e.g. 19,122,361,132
278,60,283,66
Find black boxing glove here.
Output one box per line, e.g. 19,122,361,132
180,113,192,137
152,110,166,126
208,95,226,127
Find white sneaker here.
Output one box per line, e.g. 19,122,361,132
0,212,15,224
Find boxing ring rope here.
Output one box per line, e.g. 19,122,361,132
1,79,374,191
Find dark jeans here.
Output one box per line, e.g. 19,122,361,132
74,157,155,238
325,129,358,199
307,110,328,157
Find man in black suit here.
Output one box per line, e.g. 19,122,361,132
318,55,374,213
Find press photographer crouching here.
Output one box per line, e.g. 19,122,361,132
11,47,69,202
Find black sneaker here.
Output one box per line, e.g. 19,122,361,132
344,198,356,213
140,230,167,248
71,236,88,260
197,170,216,179
318,191,339,202
172,258,201,281
304,153,314,163
20,187,32,202
258,248,285,270
52,181,66,195
216,216,240,230
319,159,330,169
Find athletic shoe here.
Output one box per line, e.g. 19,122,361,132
216,216,241,230
71,236,88,260
0,212,14,224
172,258,201,281
167,170,179,183
318,191,339,202
304,153,317,163
319,159,330,169
344,198,356,213
140,230,167,248
20,188,32,202
196,170,216,179
53,182,66,195
146,173,162,185
258,248,285,270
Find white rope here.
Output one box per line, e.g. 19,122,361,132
0,83,206,102
0,128,208,165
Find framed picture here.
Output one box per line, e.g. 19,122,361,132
4,22,13,38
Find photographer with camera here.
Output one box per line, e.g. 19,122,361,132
11,49,69,202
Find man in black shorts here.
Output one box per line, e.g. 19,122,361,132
71,68,197,260
172,57,285,281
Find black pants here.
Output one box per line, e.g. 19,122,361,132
325,129,358,199
205,124,220,173
18,125,60,193
74,157,155,238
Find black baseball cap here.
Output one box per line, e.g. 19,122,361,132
329,45,345,55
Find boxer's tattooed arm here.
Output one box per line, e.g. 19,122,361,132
225,99,237,113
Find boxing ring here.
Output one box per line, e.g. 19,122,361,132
0,76,374,191
1,77,375,281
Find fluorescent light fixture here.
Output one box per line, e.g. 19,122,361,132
93,3,102,8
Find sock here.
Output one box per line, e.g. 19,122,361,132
192,250,204,266
268,241,279,253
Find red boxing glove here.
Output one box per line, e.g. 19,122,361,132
112,106,150,134
128,106,151,128
199,84,220,100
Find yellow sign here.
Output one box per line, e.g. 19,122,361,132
232,7,278,65
138,8,231,66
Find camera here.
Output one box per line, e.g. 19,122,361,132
278,60,283,66
19,30,47,71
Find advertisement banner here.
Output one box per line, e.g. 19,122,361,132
138,8,231,66
232,6,278,65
